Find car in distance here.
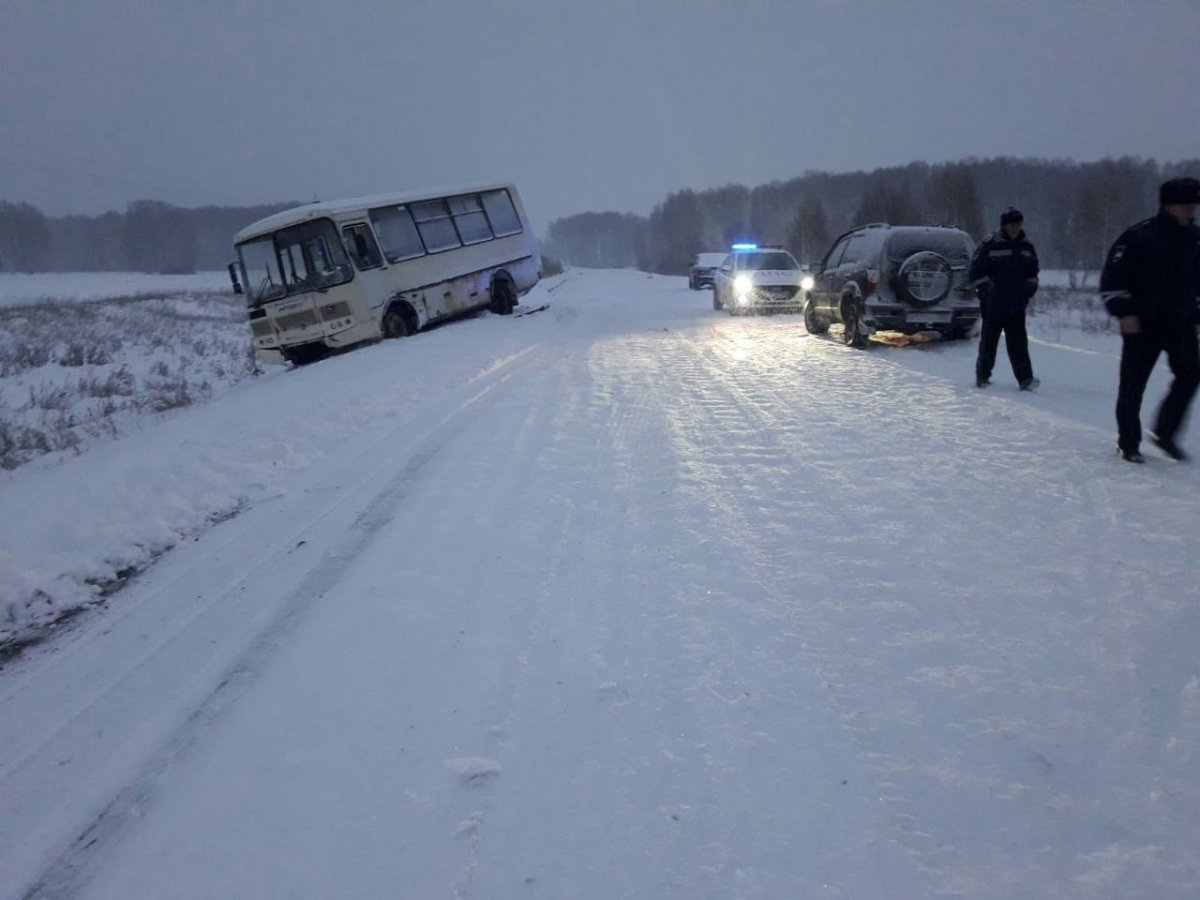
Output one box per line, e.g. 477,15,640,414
803,224,979,347
711,245,811,314
689,252,729,290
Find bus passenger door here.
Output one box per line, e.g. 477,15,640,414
340,223,391,314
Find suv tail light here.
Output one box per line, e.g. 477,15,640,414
865,268,879,295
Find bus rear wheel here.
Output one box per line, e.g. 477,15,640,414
491,275,517,315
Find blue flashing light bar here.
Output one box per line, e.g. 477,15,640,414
730,242,758,250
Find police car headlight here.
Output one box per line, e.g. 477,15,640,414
801,275,814,292
734,275,753,296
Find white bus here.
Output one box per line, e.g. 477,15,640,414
229,183,541,365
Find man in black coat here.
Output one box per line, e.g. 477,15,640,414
970,207,1040,390
1101,176,1200,463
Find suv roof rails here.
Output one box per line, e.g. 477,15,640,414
825,222,891,246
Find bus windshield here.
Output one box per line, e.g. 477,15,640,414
238,219,352,305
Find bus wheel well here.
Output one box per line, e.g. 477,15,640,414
382,301,417,339
490,271,517,316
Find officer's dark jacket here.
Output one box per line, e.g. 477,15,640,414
968,230,1039,315
1101,210,1200,327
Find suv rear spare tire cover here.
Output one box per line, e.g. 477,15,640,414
895,251,952,308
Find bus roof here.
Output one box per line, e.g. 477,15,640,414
234,182,520,244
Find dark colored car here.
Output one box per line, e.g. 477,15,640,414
803,224,980,347
689,252,729,290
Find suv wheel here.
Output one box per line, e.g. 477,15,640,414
842,301,869,348
804,298,828,334
712,289,723,311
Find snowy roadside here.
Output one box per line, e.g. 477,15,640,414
0,275,567,653
0,292,260,471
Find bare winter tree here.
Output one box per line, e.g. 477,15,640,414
1069,158,1158,269
122,201,198,273
930,164,984,239
853,182,923,228
544,212,646,268
0,202,53,272
642,189,705,274
785,196,831,264
701,184,752,248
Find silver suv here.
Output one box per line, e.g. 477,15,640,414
803,225,980,347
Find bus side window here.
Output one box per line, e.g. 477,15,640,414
411,199,462,253
448,195,493,245
369,206,425,262
342,224,383,270
481,189,521,236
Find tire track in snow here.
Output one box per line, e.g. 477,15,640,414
677,316,1200,897
12,345,554,900
463,324,933,897
422,356,589,900
687,324,1059,888
441,340,724,896
655,323,944,889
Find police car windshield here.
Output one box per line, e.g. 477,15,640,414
737,251,797,271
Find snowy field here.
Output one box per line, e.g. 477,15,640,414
0,292,258,471
0,271,232,307
1,269,1197,899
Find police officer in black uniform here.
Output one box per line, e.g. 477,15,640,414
1101,176,1200,463
970,207,1040,390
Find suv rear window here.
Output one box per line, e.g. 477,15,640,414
886,231,972,263
737,251,798,271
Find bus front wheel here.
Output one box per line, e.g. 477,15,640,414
281,343,327,366
382,305,412,339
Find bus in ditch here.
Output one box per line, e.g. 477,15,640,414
228,183,541,365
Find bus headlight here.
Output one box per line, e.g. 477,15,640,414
801,275,814,292
734,275,753,296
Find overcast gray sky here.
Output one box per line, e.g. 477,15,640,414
2,0,1198,232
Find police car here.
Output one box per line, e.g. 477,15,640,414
711,244,814,315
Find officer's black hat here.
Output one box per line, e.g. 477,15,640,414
1160,177,1200,205
1000,207,1023,226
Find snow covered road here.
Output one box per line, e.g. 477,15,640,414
2,270,1198,898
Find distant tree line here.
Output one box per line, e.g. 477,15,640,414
543,212,646,271
6,155,1196,276
543,156,1200,276
0,200,297,273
